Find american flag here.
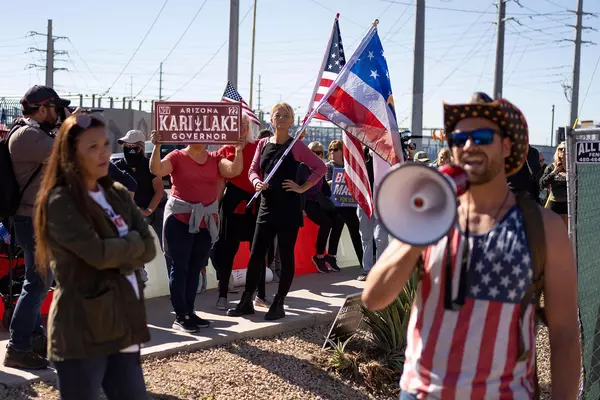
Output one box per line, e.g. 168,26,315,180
307,15,373,217
222,81,260,126
401,209,536,398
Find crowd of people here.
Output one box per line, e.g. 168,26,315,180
0,85,580,399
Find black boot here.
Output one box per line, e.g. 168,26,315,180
265,295,285,321
226,292,255,317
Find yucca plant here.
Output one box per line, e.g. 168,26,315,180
360,267,420,372
327,336,360,380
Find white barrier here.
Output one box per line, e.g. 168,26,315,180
142,225,360,299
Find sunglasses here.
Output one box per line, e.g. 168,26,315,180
313,150,324,156
447,128,501,148
329,148,341,153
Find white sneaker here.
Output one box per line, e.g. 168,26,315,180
216,297,228,311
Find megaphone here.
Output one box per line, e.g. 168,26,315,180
376,163,469,246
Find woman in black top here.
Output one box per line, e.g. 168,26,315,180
540,142,567,226
227,103,326,320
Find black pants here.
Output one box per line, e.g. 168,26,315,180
330,207,364,267
164,217,212,316
215,213,266,299
54,352,146,400
304,200,343,255
244,222,299,298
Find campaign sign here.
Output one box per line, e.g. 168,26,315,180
576,141,600,164
323,293,363,349
331,168,357,207
154,101,241,144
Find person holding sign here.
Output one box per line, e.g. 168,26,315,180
227,102,326,321
325,140,364,271
149,127,245,333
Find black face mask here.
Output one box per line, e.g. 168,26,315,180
124,146,144,166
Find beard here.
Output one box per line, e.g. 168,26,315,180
459,151,504,186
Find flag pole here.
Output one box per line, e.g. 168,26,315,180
246,19,379,210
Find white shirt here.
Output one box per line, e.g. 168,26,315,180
88,187,140,353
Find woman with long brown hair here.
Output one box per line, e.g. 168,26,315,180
34,113,156,399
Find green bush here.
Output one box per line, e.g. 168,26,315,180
360,269,419,372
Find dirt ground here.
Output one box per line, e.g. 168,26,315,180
0,323,554,400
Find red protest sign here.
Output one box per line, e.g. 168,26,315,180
154,101,241,144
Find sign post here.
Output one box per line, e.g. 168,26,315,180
154,101,242,145
330,168,358,207
322,292,363,349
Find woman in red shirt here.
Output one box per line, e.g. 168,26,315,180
227,103,326,320
150,130,245,333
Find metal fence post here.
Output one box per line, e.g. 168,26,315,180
566,126,577,253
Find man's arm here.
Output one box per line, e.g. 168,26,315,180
362,239,424,310
147,176,164,212
541,208,581,399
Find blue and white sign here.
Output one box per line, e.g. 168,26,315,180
331,168,357,207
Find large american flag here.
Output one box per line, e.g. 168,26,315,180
307,15,373,217
222,81,260,126
401,209,536,398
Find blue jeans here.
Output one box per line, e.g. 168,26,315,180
400,391,418,400
164,217,212,316
54,352,146,400
357,208,389,274
9,215,51,351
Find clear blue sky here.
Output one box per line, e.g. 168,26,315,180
1,0,599,145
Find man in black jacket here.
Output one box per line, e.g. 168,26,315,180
507,145,542,203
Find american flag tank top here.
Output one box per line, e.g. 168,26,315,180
400,205,536,399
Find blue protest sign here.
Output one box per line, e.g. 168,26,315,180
331,168,357,207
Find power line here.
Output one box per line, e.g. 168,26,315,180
380,0,571,16
133,0,209,99
101,0,169,96
165,4,254,100
67,38,101,86
578,52,600,118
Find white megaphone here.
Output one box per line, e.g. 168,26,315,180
376,163,470,246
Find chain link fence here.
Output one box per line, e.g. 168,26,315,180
566,128,600,400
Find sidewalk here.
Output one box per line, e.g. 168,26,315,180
0,267,364,389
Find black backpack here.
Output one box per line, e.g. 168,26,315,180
0,123,43,219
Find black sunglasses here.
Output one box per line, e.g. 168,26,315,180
447,128,501,148
329,148,341,153
313,150,324,156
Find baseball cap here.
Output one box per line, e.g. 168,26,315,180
118,130,146,145
20,85,71,108
414,151,431,164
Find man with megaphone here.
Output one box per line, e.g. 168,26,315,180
362,92,580,399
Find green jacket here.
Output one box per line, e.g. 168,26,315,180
45,181,156,361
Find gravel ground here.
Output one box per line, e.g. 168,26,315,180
0,323,553,400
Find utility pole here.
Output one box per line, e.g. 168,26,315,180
410,0,425,138
258,74,262,112
159,62,163,101
249,0,258,108
493,0,506,99
551,104,555,146
26,19,68,88
130,76,133,100
570,0,584,128
46,20,54,87
228,0,240,88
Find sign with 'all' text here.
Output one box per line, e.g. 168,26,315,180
154,101,241,144
576,141,600,164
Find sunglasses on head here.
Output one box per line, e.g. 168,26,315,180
447,128,501,148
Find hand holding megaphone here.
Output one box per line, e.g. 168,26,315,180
376,163,469,247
